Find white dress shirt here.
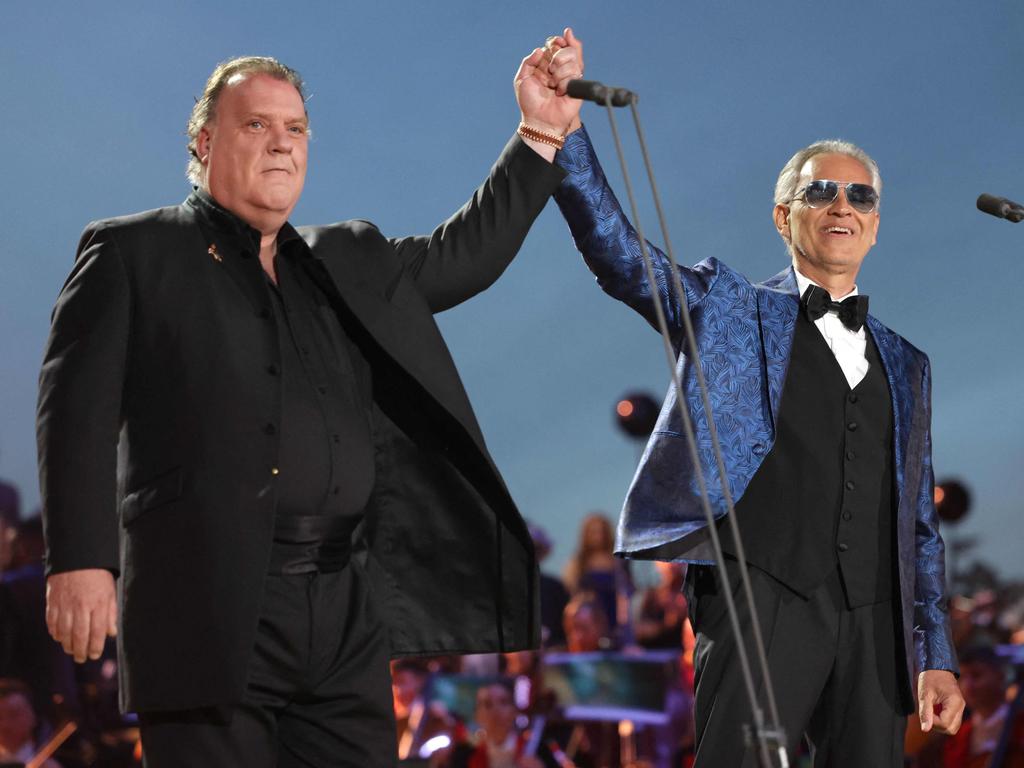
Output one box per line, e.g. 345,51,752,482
794,268,870,389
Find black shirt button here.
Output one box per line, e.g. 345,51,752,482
845,480,856,491
333,486,340,495
848,393,858,404
332,434,340,444
847,421,858,431
259,308,271,319
838,543,849,552
318,386,327,395
266,364,279,376
300,345,310,355
846,450,856,461
842,510,852,521
264,423,277,436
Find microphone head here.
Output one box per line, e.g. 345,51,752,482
565,79,637,107
609,88,637,107
977,193,1010,219
566,79,608,103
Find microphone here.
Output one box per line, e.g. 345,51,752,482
566,79,637,107
977,193,1024,223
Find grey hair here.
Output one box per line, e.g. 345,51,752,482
774,139,882,210
186,56,307,186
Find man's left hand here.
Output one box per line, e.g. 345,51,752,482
918,669,965,734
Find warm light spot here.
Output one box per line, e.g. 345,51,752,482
617,400,634,418
934,486,945,504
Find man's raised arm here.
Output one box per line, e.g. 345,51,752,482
389,28,585,313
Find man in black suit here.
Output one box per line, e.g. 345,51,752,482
38,36,585,767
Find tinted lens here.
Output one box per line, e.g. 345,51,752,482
801,180,878,213
846,183,878,213
803,180,839,207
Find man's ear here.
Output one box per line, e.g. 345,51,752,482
773,203,791,243
196,126,212,164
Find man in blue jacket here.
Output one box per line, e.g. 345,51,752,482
550,99,964,765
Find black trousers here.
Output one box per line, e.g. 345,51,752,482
139,560,396,767
684,563,907,767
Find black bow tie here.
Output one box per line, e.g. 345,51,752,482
801,284,869,332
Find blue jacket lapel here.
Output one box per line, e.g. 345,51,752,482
756,266,799,429
865,316,912,501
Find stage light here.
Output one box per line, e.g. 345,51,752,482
615,392,659,438
934,479,971,523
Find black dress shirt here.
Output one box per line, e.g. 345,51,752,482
266,235,375,573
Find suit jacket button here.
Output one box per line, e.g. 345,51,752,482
266,364,279,376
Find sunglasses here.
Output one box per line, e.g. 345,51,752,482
794,180,879,214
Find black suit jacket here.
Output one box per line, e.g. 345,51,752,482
37,136,566,712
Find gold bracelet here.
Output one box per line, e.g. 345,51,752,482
517,122,565,150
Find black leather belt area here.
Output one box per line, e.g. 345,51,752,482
268,512,358,575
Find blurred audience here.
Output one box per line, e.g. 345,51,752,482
529,523,570,648
438,680,554,768
0,517,81,728
917,645,1024,767
634,562,688,651
393,658,454,761
1,465,1022,767
0,476,20,573
562,514,633,643
0,678,61,768
563,595,613,654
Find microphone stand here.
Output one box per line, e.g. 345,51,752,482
569,79,789,768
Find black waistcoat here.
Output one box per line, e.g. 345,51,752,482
720,311,895,607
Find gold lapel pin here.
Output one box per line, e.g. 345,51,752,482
208,243,222,263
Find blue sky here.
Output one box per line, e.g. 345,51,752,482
2,1,1022,580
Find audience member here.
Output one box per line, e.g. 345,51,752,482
562,514,632,640
393,659,453,761
529,523,570,648
563,595,613,653
442,680,554,768
917,646,1024,767
0,518,80,726
0,478,19,526
0,477,19,574
634,562,689,650
0,678,61,768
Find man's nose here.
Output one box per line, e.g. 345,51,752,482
828,188,853,214
268,124,292,152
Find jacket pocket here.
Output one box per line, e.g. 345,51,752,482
121,466,183,527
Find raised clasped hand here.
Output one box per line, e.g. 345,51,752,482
514,26,585,136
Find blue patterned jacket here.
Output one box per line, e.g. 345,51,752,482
553,127,957,677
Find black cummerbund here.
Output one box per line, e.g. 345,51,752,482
268,512,360,575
